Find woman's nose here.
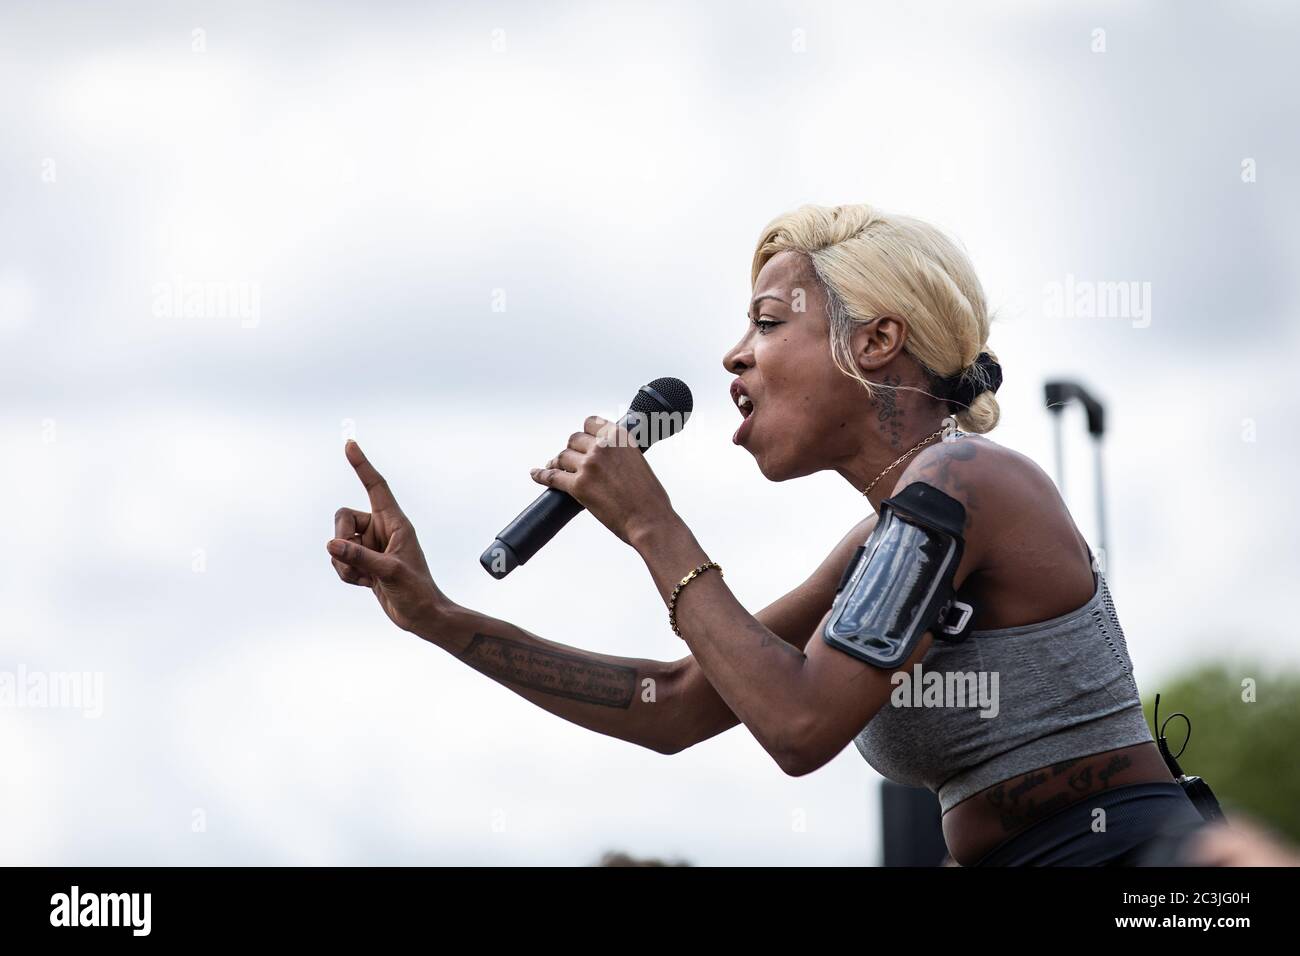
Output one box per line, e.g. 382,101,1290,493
722,335,753,374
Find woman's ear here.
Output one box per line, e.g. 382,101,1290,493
849,314,909,375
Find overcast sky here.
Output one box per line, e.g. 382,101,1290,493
2,0,1297,865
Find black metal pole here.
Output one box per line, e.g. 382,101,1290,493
1044,380,1109,574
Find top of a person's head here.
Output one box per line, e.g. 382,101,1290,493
751,203,1000,434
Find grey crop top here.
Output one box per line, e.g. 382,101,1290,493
853,565,1155,814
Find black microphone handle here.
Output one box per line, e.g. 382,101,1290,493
480,486,585,579
478,410,651,579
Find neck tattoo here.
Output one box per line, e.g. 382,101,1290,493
862,415,962,500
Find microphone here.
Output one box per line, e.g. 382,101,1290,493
479,377,694,579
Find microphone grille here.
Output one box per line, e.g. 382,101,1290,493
634,377,694,416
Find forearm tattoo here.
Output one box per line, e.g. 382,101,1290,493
460,633,637,709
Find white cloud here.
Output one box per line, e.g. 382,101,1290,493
3,0,1298,864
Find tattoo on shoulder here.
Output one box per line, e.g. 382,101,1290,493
906,441,981,514
460,633,636,708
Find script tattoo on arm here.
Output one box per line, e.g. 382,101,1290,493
460,633,637,709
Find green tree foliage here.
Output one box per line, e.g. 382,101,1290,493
1142,663,1300,843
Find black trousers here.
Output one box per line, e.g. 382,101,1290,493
972,781,1207,866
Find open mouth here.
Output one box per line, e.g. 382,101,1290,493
731,381,757,446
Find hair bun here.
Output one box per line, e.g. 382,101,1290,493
943,351,1002,410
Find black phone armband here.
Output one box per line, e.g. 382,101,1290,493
822,481,974,669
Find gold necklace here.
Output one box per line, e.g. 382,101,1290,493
861,417,958,499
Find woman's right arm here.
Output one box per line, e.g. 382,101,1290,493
327,440,876,756
659,515,878,751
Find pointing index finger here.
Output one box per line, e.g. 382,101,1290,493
345,440,401,514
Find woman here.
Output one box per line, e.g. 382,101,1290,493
326,203,1204,866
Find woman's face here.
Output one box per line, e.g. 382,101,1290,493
722,250,878,481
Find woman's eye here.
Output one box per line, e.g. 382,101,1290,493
751,317,781,335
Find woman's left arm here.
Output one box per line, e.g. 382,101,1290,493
529,416,983,776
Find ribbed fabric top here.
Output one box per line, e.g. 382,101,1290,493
853,567,1154,814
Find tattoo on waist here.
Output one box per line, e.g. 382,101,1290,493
985,753,1136,833
460,633,636,709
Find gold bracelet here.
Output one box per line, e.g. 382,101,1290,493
668,561,722,637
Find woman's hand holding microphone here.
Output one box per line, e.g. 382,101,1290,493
527,414,676,546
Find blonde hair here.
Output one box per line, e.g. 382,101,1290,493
751,203,1000,434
